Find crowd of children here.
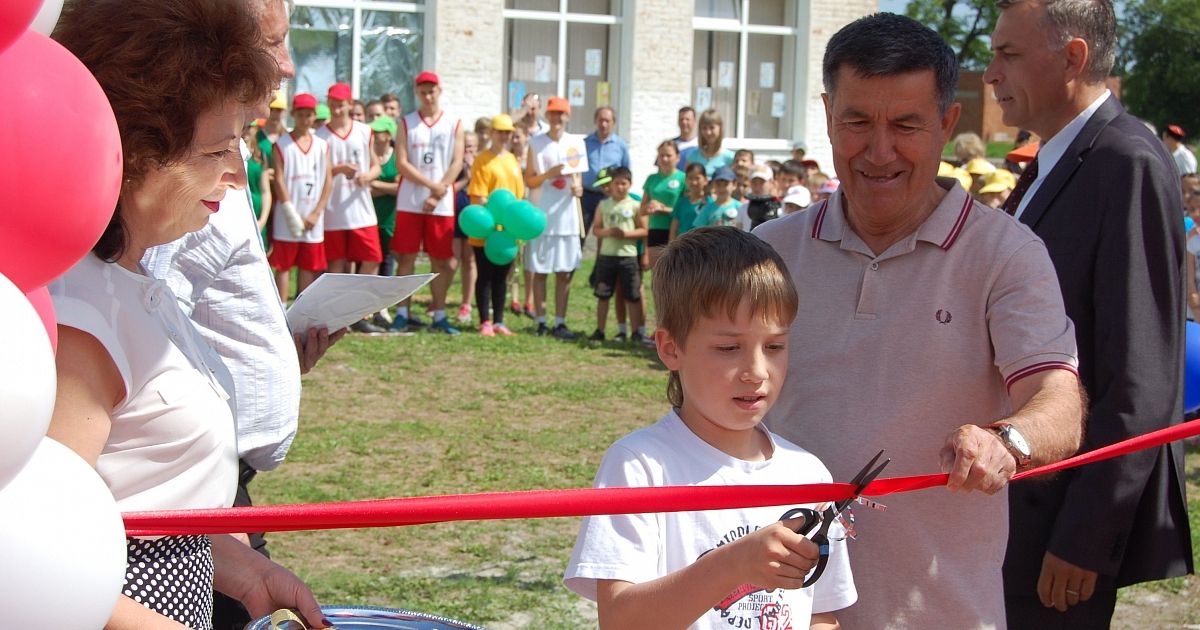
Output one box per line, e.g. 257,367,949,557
247,78,881,346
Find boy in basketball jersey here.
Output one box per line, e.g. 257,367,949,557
268,92,333,302
391,71,466,335
317,82,385,332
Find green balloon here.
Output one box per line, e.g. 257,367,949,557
458,204,495,239
486,189,517,216
504,200,547,241
483,231,519,265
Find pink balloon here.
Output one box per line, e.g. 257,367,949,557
0,29,122,292
0,0,40,55
23,287,57,353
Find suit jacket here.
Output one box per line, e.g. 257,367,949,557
1004,96,1193,591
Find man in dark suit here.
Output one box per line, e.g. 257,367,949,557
986,0,1194,626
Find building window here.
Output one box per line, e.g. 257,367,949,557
693,0,798,141
290,2,425,110
503,1,622,135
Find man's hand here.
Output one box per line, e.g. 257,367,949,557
333,163,357,178
429,182,449,199
294,326,346,374
422,195,439,213
938,424,1016,494
572,181,583,197
1037,552,1098,612
354,171,373,187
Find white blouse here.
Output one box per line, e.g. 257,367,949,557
50,255,237,514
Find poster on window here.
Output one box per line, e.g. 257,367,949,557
568,80,586,106
508,81,526,112
759,62,775,89
534,55,553,83
747,91,761,116
771,91,786,118
718,62,735,88
597,82,611,107
695,86,713,112
585,49,603,77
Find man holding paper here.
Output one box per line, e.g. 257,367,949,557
524,96,584,339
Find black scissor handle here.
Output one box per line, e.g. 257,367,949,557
778,507,821,535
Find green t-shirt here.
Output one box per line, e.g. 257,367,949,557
702,198,743,228
256,128,274,169
672,194,711,235
642,169,685,231
373,151,399,242
598,196,641,258
246,157,269,248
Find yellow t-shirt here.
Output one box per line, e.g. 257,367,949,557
467,149,526,246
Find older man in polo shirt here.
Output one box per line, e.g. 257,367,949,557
755,14,1084,630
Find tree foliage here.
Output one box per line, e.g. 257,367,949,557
904,0,1000,70
1122,0,1200,139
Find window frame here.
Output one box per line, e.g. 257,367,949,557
692,0,807,147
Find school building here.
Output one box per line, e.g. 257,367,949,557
288,0,877,180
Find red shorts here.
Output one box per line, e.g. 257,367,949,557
268,240,327,272
324,227,383,263
391,211,454,259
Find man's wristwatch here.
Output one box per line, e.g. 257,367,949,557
987,422,1032,469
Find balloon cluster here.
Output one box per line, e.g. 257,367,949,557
458,190,547,264
0,2,129,628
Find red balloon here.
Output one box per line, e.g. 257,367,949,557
23,286,57,353
0,0,40,55
0,30,122,292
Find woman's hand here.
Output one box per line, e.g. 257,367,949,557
211,535,330,628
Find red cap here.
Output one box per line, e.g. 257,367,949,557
546,96,570,114
292,92,318,110
801,159,820,169
1167,124,1186,139
327,82,352,101
1006,140,1039,163
414,71,440,86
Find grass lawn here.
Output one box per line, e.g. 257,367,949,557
256,255,1199,628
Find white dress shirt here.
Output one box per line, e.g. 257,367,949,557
1015,90,1111,220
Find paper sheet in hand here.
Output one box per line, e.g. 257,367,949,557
286,273,435,332
556,134,590,175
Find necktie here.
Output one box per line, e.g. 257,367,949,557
1004,155,1039,216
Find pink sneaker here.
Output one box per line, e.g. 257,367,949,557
456,304,472,324
494,322,516,336
480,321,495,337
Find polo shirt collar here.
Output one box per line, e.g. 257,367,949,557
812,177,973,253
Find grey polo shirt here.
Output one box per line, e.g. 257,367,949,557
755,179,1078,630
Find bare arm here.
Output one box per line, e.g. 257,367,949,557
355,138,381,186
810,612,841,630
393,120,439,192
620,212,649,240
940,368,1084,493
211,534,329,628
257,166,272,231
525,145,565,189
271,144,289,205
440,123,466,192
306,149,335,229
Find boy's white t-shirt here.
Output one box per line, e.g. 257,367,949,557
317,120,378,230
564,410,857,630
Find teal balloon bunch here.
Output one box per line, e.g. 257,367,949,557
457,191,547,265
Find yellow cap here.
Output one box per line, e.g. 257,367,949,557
491,113,515,132
269,89,286,110
964,157,996,176
952,168,973,192
938,161,957,177
978,168,1017,194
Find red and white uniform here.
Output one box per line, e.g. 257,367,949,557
273,132,329,244
317,120,377,230
396,110,461,217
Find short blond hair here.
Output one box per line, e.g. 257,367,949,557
652,227,798,407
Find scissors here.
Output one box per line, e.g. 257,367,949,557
779,449,890,587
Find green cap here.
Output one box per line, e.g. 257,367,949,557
316,103,331,120
594,168,613,187
370,116,397,136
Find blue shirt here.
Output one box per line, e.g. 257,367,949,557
683,147,735,177
584,132,631,191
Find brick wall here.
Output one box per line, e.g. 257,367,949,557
627,0,694,187
430,0,506,128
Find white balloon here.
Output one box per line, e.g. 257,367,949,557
30,0,64,36
0,272,55,490
0,438,126,629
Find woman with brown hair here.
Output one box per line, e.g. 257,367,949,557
681,108,735,177
48,0,329,628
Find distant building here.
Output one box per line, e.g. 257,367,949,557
288,0,878,183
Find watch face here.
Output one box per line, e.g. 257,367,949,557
1005,426,1031,457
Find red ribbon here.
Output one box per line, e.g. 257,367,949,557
123,418,1200,537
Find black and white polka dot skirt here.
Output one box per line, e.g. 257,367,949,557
123,535,214,630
